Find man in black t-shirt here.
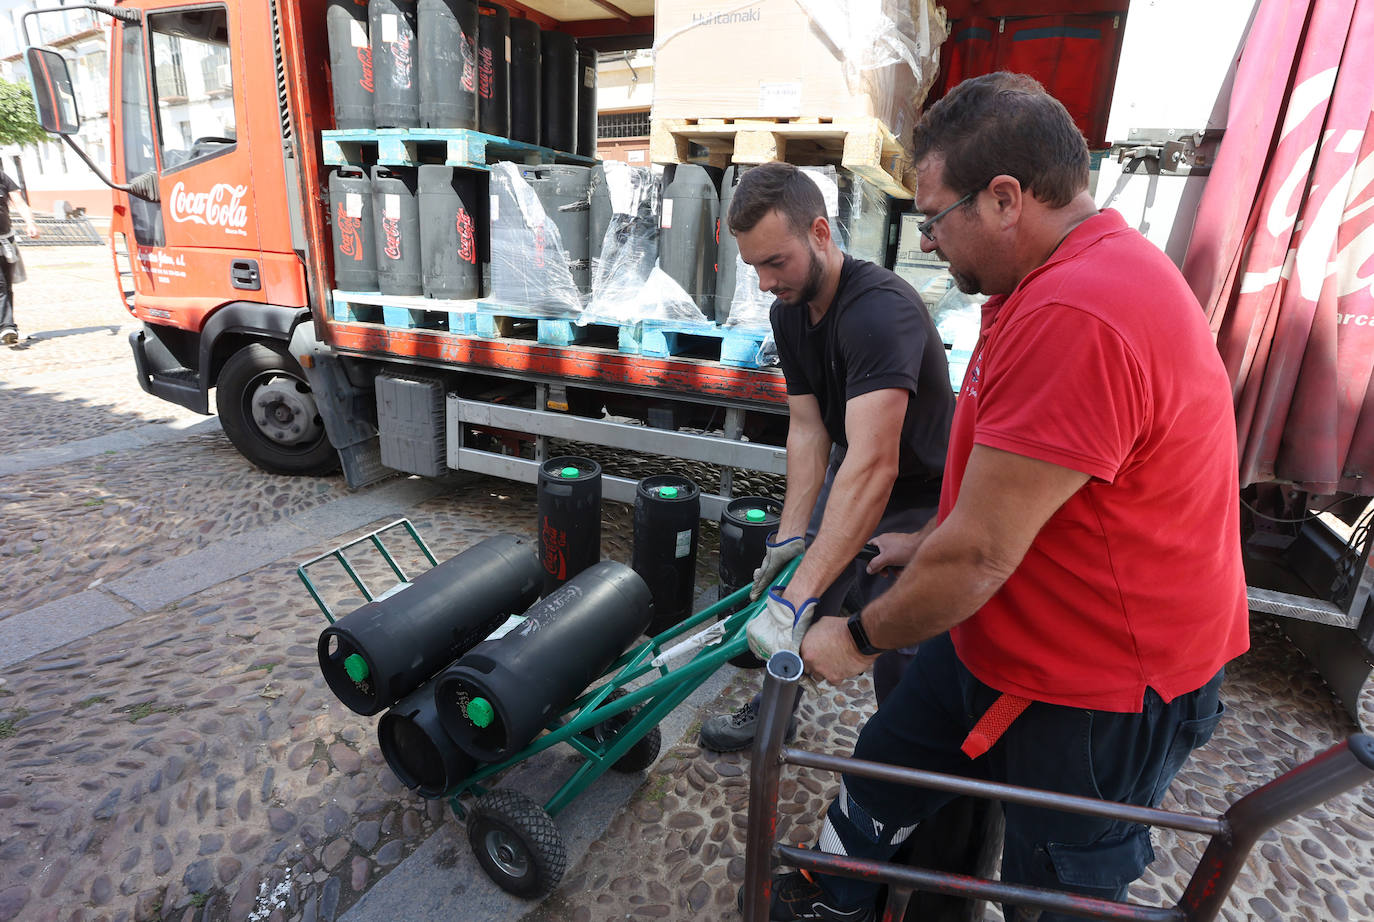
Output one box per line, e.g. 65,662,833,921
1,167,41,345
698,162,955,751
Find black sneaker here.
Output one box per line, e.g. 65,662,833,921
698,696,797,752
736,870,875,921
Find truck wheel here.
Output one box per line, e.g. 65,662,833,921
468,789,566,897
216,343,339,476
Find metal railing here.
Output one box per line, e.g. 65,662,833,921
16,214,105,246
743,650,1374,922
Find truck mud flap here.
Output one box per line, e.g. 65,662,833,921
289,323,392,489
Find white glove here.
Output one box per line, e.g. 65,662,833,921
750,533,805,600
746,588,820,661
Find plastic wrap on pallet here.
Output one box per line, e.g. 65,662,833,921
488,161,583,317
930,286,985,389
793,0,948,143
723,167,843,332
580,162,709,327
837,171,891,265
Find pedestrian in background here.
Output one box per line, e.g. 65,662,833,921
2,166,41,346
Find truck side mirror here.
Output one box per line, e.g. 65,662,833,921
26,47,81,135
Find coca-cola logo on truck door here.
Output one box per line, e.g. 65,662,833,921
170,182,250,236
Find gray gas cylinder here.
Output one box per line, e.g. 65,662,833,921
659,163,719,319
329,166,379,291
575,46,597,158
418,165,483,299
326,0,375,129
526,165,591,295
508,17,541,144
369,0,418,128
417,0,477,129
715,165,750,323
589,163,611,265
371,165,423,296
539,29,577,153
476,1,509,138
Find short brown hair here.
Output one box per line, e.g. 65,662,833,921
726,162,826,237
912,72,1089,208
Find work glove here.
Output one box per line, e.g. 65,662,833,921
749,533,805,600
746,588,820,661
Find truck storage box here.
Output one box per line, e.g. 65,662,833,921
376,374,448,478
651,0,946,142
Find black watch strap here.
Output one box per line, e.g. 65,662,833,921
846,613,883,656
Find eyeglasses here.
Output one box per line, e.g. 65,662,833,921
917,190,976,242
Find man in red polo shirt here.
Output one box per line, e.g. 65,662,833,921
758,73,1249,922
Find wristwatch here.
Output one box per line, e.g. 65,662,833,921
846,612,884,656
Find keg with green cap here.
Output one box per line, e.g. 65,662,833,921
718,496,783,598
317,534,542,715
631,473,701,636
536,455,602,596
434,560,652,761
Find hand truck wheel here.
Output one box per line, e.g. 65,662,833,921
467,789,567,897
585,687,663,773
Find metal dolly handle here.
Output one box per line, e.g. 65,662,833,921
743,650,1374,922
296,518,438,623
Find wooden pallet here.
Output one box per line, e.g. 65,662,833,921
649,116,914,199
321,128,594,170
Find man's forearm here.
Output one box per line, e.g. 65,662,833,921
777,432,829,541
784,456,895,602
861,520,1011,649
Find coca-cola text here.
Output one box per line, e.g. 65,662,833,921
337,205,363,260
357,45,374,93
457,208,476,264
170,182,250,234
391,30,412,90
382,216,403,260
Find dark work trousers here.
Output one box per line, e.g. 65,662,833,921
0,250,15,335
804,445,936,693
816,633,1226,922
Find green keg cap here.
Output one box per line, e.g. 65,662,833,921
745,508,767,523
560,467,580,479
467,697,495,728
344,654,370,683
659,486,679,499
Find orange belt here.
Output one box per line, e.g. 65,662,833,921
960,692,1032,759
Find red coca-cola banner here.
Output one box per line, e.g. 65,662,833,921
1182,0,1374,494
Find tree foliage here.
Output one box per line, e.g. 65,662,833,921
0,77,48,148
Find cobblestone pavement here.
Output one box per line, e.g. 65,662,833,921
2,247,1373,922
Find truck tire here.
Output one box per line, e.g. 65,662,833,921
216,342,339,476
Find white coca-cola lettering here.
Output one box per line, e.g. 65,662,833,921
383,216,403,260
169,182,250,231
1241,68,1374,303
392,30,413,89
